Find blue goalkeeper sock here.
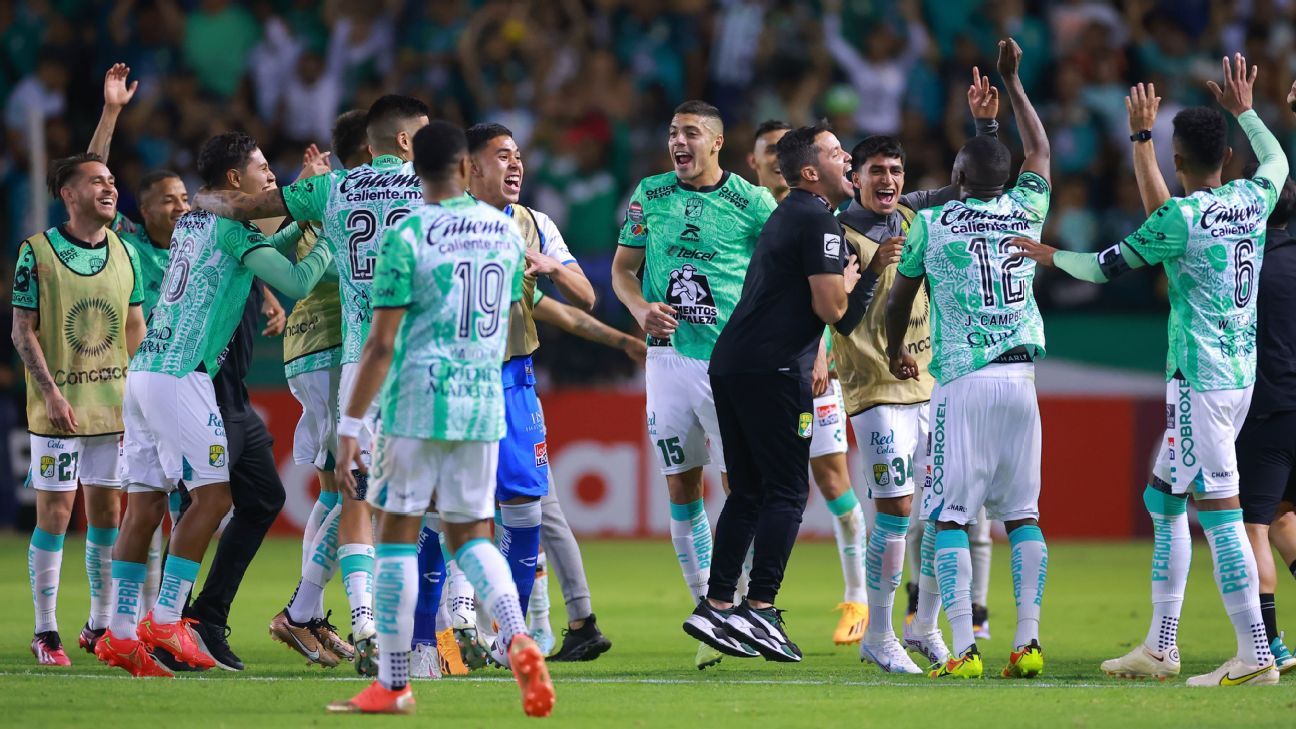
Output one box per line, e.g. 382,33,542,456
412,514,444,647
499,500,542,616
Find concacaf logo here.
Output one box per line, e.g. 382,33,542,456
64,298,119,358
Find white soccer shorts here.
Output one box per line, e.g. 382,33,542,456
1152,378,1252,499
28,434,123,491
923,363,1040,525
339,361,380,467
122,371,229,492
289,366,340,469
809,379,849,459
645,346,725,474
368,433,498,523
851,401,929,499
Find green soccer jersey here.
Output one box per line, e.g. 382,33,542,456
131,212,271,376
617,171,776,360
12,225,143,310
897,171,1051,384
371,194,525,441
1121,179,1278,391
280,154,422,365
112,214,170,318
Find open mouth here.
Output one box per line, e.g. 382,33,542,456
504,174,521,194
875,189,897,205
673,151,694,168
96,195,116,211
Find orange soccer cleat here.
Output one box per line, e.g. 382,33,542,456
326,681,415,715
94,629,173,678
509,634,556,718
138,612,215,670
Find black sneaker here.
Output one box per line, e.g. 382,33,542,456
549,613,613,662
191,619,244,671
972,603,991,640
152,644,203,672
77,621,105,654
724,604,802,663
683,602,759,658
905,581,919,618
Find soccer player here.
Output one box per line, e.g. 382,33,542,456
96,132,333,677
193,95,429,675
886,39,1051,680
1016,54,1290,686
14,151,147,666
326,121,554,717
611,100,776,669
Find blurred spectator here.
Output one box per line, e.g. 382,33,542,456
4,51,67,144
183,0,261,99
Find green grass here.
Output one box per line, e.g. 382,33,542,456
2,535,1295,727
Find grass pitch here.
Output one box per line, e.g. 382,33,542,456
1,535,1294,727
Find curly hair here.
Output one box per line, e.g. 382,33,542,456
196,132,258,188
1172,107,1228,174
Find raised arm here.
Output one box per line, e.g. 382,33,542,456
1208,54,1290,192
998,38,1050,185
87,63,138,162
911,67,1002,210
1126,82,1171,214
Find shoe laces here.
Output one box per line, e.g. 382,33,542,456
319,610,341,636
37,631,62,651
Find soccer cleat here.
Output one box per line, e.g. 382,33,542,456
94,629,173,678
454,626,490,669
138,612,215,670
508,634,556,718
972,604,990,640
1100,644,1180,680
326,680,415,715
695,642,724,670
550,614,613,662
930,646,984,679
410,642,442,680
860,633,923,674
832,602,868,645
723,604,802,663
78,622,105,655
531,625,556,656
1270,633,1296,675
31,631,71,666
352,627,379,677
1002,640,1045,678
436,628,470,676
683,601,760,658
902,620,950,666
268,609,337,667
1185,656,1279,686
312,613,354,662
190,619,244,671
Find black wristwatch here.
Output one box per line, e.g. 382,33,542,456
1130,129,1153,143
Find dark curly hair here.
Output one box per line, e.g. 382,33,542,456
331,110,369,167
850,135,906,173
197,132,259,188
1172,107,1228,174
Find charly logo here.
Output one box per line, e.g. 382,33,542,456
63,298,119,358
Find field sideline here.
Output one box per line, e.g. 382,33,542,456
2,535,1294,727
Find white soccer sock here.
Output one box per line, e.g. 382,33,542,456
1008,525,1047,649
375,543,417,691
669,499,712,602
289,498,342,622
969,513,992,607
153,555,200,624
143,526,163,609
457,538,528,645
935,529,975,655
528,551,551,635
1200,508,1273,666
339,543,376,636
1142,486,1189,654
826,491,866,604
28,527,64,634
445,551,476,628
300,490,336,571
85,526,118,631
865,513,909,638
109,560,147,637
915,521,942,627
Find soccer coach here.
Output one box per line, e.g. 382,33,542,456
683,122,889,662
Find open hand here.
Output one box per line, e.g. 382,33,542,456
103,63,138,110
297,144,332,182
1207,52,1257,117
1126,82,1161,133
636,302,678,339
1007,236,1058,267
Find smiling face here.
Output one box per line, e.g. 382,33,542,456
470,134,523,209
235,147,277,193
62,161,117,226
668,113,723,185
750,128,788,195
853,153,905,215
812,131,854,205
139,176,190,240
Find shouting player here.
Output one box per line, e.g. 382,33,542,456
1016,54,1289,686
886,39,1051,681
612,100,776,669
327,121,553,717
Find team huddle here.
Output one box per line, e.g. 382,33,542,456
15,35,1296,720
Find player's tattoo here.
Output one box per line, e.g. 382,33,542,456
192,188,287,220
12,308,58,395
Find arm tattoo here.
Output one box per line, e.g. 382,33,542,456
13,309,57,394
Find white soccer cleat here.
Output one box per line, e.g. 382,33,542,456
1185,656,1278,687
409,642,441,680
859,633,923,674
901,621,950,666
1100,644,1180,680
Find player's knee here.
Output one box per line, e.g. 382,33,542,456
935,520,968,532
875,495,912,517
1004,518,1038,534
124,494,167,529
37,499,74,533
190,484,233,515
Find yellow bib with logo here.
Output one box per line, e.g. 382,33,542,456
25,229,134,436
283,225,343,364
504,204,542,359
832,205,934,414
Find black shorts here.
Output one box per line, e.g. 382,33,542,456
1236,410,1296,524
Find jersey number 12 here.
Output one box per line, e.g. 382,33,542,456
968,237,1026,307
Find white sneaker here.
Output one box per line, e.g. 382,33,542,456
859,633,923,674
1100,644,1180,679
1186,656,1278,686
901,621,950,666
410,642,441,680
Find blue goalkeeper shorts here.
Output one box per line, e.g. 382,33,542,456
496,356,550,502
